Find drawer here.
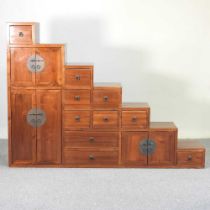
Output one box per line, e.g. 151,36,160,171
64,66,93,89
177,150,205,168
93,111,119,129
63,131,119,148
93,89,121,108
63,111,91,129
8,23,35,45
122,111,149,129
63,90,91,105
63,149,119,165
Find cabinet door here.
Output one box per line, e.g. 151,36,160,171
122,132,148,166
35,47,62,87
11,90,36,164
36,90,61,164
10,48,35,87
148,131,176,166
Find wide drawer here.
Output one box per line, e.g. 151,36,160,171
63,90,91,105
93,111,119,129
93,89,121,108
63,149,119,165
177,150,205,168
63,111,91,129
64,131,119,148
64,66,93,89
122,111,149,129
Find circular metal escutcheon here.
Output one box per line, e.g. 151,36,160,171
26,108,46,128
27,55,45,73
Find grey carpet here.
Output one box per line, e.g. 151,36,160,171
0,139,210,210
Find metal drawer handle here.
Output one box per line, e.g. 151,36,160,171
19,32,24,37
187,155,192,161
75,115,80,122
103,96,109,102
103,117,109,122
89,137,95,142
74,95,80,101
88,155,95,160
131,116,137,122
75,75,81,80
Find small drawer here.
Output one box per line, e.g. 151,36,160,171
63,90,91,105
122,111,149,129
93,88,121,108
93,111,119,129
64,66,93,89
64,131,119,148
63,149,119,165
8,23,35,45
63,111,91,129
177,150,205,168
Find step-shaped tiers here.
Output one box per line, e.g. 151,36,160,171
7,22,205,168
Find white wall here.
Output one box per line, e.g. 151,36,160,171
0,0,210,139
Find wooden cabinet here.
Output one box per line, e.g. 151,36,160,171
8,22,205,168
122,123,177,167
9,46,63,87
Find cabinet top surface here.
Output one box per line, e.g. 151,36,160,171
122,102,150,109
9,44,64,48
150,122,177,130
65,64,94,69
178,140,205,150
94,82,122,89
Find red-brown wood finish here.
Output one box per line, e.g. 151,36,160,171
11,89,36,164
36,90,61,164
8,22,205,168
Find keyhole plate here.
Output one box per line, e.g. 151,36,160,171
27,108,46,127
27,55,45,73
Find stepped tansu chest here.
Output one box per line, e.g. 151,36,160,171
7,22,205,168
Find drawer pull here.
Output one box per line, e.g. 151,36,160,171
74,95,80,101
103,96,109,102
187,155,192,161
103,117,109,122
75,115,80,122
89,137,95,142
131,116,137,122
19,32,24,37
88,155,95,160
75,75,81,80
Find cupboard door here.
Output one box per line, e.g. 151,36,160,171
122,132,148,166
36,90,61,164
11,90,36,164
10,48,35,87
35,47,62,87
148,131,176,166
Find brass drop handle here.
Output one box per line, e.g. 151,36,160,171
103,96,109,102
187,155,192,161
131,116,137,122
19,32,24,37
75,115,80,122
75,75,81,80
88,155,95,160
89,137,95,142
103,117,109,122
74,95,80,101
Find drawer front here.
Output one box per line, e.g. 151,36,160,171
63,149,119,165
93,111,119,129
63,90,91,105
9,25,33,45
122,111,149,129
63,111,91,129
64,69,92,89
177,150,205,167
63,131,119,148
93,89,121,108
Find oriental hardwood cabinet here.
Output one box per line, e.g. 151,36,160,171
7,22,205,168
